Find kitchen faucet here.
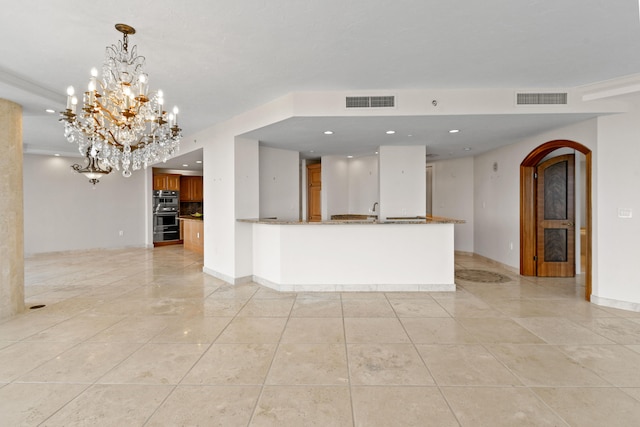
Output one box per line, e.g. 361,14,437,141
372,202,378,212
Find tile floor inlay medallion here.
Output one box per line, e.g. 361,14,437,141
455,268,512,283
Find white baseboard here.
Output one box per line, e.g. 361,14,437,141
202,266,252,286
252,275,455,293
591,295,640,313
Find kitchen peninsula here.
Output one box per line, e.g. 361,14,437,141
238,216,464,292
180,215,204,255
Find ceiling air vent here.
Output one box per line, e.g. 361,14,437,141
346,95,395,108
516,92,568,105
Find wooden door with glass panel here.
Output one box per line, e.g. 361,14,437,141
536,154,575,277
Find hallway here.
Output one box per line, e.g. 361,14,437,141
2,246,640,426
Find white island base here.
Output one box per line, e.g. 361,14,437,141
247,220,457,292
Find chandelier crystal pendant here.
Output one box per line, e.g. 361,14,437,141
60,23,182,179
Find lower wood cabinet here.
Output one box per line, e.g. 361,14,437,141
182,219,204,255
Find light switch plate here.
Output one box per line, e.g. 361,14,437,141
618,208,633,218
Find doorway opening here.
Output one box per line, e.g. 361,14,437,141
520,140,592,301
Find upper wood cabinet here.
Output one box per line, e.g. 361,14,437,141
180,176,203,201
153,174,181,191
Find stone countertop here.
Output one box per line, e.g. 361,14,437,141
179,215,203,221
237,216,465,225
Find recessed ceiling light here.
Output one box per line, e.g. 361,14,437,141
347,155,353,159
463,147,472,151
375,151,379,155
386,130,396,134
182,164,189,167
196,160,202,164
407,134,413,137
449,129,460,133
324,131,333,135
54,153,60,157
45,109,55,113
309,150,315,153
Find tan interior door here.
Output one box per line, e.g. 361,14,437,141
307,163,321,222
536,154,575,277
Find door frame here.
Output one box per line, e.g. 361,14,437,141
520,140,592,301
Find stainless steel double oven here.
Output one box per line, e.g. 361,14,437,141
153,190,180,242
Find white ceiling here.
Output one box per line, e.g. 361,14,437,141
3,1,640,169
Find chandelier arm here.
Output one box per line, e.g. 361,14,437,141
106,130,124,148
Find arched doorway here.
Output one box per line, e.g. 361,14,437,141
520,140,592,301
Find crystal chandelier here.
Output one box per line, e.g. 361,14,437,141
60,24,182,179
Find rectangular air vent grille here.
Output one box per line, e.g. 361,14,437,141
346,95,395,108
516,92,568,105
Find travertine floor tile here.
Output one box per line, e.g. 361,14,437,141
87,316,172,343
280,317,345,343
39,384,173,427
348,343,435,385
442,386,568,426
181,343,276,385
17,342,141,384
344,317,410,343
341,298,396,317
514,317,614,344
533,387,640,427
149,316,232,343
215,317,287,343
0,383,87,427
580,318,640,344
387,297,451,317
267,343,348,385
401,318,478,344
351,386,458,427
23,315,125,342
456,317,545,344
290,297,343,317
251,385,352,426
488,344,610,386
202,297,248,316
237,298,295,317
559,345,640,386
417,344,522,386
96,343,206,385
0,341,76,382
145,385,261,426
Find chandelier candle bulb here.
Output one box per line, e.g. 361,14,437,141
66,86,75,109
138,74,147,98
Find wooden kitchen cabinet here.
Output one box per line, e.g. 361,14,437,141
180,176,203,201
183,219,204,254
153,174,181,191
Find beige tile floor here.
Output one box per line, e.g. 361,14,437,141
2,247,640,426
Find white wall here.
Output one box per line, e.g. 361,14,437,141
378,146,426,220
234,138,260,280
348,155,379,214
432,157,474,252
259,146,299,220
592,105,640,308
23,153,148,255
321,155,349,220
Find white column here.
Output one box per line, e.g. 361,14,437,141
0,98,25,319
